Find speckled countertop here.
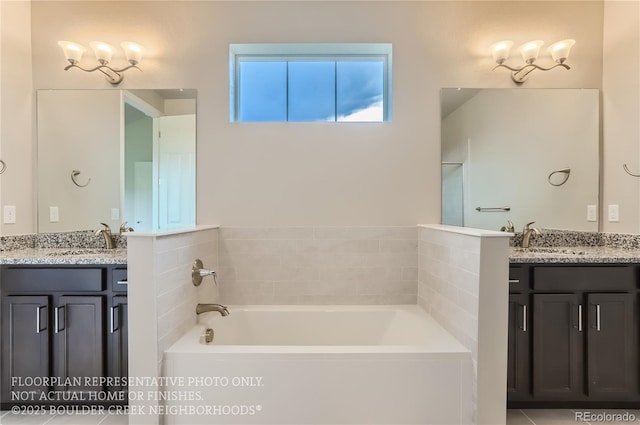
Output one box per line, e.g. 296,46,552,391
509,246,640,264
0,248,128,265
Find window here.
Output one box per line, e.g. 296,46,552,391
230,44,392,122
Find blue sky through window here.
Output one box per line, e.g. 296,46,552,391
237,59,386,122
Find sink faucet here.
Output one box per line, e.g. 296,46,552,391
95,223,116,249
196,303,230,316
521,221,541,248
120,222,134,233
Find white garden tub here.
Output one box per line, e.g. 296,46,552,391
163,305,472,425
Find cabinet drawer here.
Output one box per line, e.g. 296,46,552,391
112,268,128,292
509,266,529,291
2,268,104,292
533,266,637,291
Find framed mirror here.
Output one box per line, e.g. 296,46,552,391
36,89,196,233
441,88,599,232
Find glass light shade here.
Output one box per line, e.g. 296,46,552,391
121,42,143,65
490,40,514,64
519,40,544,63
89,41,115,64
58,41,86,64
547,39,575,63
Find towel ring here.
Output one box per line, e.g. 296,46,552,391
71,169,91,187
623,164,640,177
548,167,571,186
0,160,6,174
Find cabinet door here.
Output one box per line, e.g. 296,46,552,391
108,295,128,390
532,293,584,400
507,293,530,400
53,296,105,395
1,296,50,403
586,293,638,399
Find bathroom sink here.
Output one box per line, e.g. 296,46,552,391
513,247,587,255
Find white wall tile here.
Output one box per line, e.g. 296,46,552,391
218,226,417,305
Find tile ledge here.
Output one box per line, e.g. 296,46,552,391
417,224,513,238
123,225,220,238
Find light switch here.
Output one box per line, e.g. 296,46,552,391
3,205,16,224
111,208,120,220
608,204,620,222
49,206,59,222
587,205,597,222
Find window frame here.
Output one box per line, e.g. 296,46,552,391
229,43,393,122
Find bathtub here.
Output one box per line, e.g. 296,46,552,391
162,305,472,425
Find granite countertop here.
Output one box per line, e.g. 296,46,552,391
510,246,640,264
0,248,127,265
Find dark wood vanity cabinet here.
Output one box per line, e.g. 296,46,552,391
507,264,640,408
0,265,128,408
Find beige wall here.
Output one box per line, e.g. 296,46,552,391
1,0,602,233
11,1,640,234
602,0,640,233
0,1,33,235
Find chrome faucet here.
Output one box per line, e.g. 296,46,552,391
196,303,230,316
500,220,515,232
95,223,116,249
120,222,134,233
521,221,541,248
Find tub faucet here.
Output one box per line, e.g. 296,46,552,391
95,223,116,249
521,221,541,248
196,303,230,316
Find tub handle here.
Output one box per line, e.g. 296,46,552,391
192,259,217,286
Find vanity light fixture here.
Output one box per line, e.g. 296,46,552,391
490,39,575,84
58,40,143,85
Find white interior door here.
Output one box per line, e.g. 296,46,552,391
157,114,196,228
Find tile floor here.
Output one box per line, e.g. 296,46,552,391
2,408,639,424
0,410,127,425
508,409,640,425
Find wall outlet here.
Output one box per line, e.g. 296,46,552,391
3,205,16,224
49,206,60,223
587,205,597,222
111,208,120,220
608,204,620,222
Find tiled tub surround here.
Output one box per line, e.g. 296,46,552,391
418,224,511,425
218,226,418,305
126,226,219,425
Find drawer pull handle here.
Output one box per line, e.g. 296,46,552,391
508,279,520,284
578,304,583,332
116,280,128,285
36,306,45,333
110,306,119,333
596,304,601,331
521,304,527,332
54,306,65,333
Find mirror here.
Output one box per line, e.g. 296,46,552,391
441,88,599,232
37,89,196,233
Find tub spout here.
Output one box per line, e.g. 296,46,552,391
196,303,230,316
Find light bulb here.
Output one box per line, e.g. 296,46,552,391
58,41,86,65
89,41,115,65
490,40,514,64
121,42,143,65
547,39,575,64
518,40,544,64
